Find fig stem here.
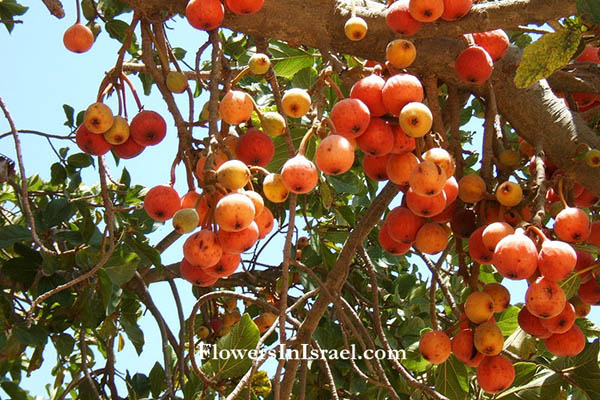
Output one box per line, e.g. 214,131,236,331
525,224,548,243
248,95,265,126
324,75,344,101
557,176,569,209
75,0,81,24
231,66,250,88
96,82,114,103
120,73,144,111
298,126,316,156
249,166,270,176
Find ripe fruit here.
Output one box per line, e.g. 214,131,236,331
468,226,494,264
219,90,254,125
183,229,223,268
350,74,386,117
492,229,538,280
261,112,286,137
113,136,144,159
458,174,486,203
498,149,521,169
378,224,412,255
409,0,444,22
180,258,219,287
204,252,241,279
315,135,355,175
356,118,394,156
144,185,181,222
406,188,446,217
255,206,275,239
414,222,449,254
196,325,210,339
540,302,575,334
495,181,523,207
248,53,271,75
363,154,390,181
225,0,264,15
570,296,591,317
390,123,416,154
63,23,94,53
385,206,425,243
476,355,515,394
452,329,485,367
418,330,451,364
554,207,591,242
575,44,600,63
455,46,494,85
103,116,130,145
474,321,504,356
482,222,514,252
544,325,586,357
236,128,274,167
452,208,478,238
409,160,447,197
344,16,368,41
422,148,455,178
216,160,251,191
386,39,417,69
244,190,264,217
76,124,111,156
518,307,552,338
465,291,495,324
483,283,511,313
441,0,472,21
181,191,209,226
472,29,510,61
386,152,419,185
382,73,424,116
282,88,311,118
186,0,225,30
578,278,600,305
526,277,566,319
330,98,371,139
222,310,242,327
538,240,576,282
166,71,188,93
281,155,319,194
130,110,167,146
385,0,422,36
217,221,259,254
263,173,290,203
84,102,113,134
399,102,433,138
172,208,200,234
215,193,256,232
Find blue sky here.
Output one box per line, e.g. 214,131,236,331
0,2,598,398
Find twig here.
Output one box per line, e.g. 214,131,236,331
447,86,464,180
167,278,187,390
41,0,65,18
0,129,74,141
424,74,446,147
0,96,55,256
531,139,548,226
80,326,102,399
481,81,497,186
414,248,461,318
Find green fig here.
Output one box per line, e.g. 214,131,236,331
172,208,200,234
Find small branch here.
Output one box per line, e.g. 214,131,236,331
531,139,548,226
414,248,461,318
41,0,65,18
424,74,446,147
80,326,102,399
481,81,497,186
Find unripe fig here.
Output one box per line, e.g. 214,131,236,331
464,291,495,324
474,321,504,356
282,88,311,118
172,208,200,234
483,283,510,313
263,173,290,203
216,160,251,191
262,112,286,137
248,53,271,75
399,102,432,138
84,102,114,134
498,149,521,169
166,71,188,93
102,115,130,145
344,16,368,41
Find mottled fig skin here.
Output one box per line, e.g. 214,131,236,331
469,226,494,265
483,283,511,313
465,291,495,324
545,325,586,357
492,229,538,280
518,307,552,339
554,207,591,243
180,258,219,287
385,206,425,244
356,117,394,156
350,74,387,117
477,355,515,394
203,252,241,279
363,154,390,181
235,128,274,167
409,160,447,197
183,229,223,268
215,193,256,232
315,135,355,176
330,98,371,139
281,155,319,194
474,321,504,356
419,330,451,364
538,240,577,282
406,188,447,217
219,90,253,125
452,329,484,367
540,302,575,334
144,185,181,222
525,277,566,319
458,174,486,203
378,224,412,256
217,221,259,254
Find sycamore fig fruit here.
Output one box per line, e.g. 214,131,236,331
261,111,286,137
166,71,188,93
585,149,600,167
103,116,130,145
63,23,94,53
216,160,251,190
282,88,311,118
386,39,417,69
248,53,271,74
172,208,200,234
263,173,289,203
344,16,368,41
84,102,114,134
196,325,210,339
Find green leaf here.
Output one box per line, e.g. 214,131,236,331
560,273,581,300
514,28,582,88
13,322,48,347
53,333,76,358
577,0,600,24
67,152,94,168
105,19,130,43
62,104,75,128
121,315,144,355
0,225,30,248
0,0,28,33
273,56,315,80
149,362,166,398
42,198,75,229
98,270,122,316
50,162,67,185
0,381,28,400
561,340,600,399
130,373,151,397
434,355,469,400
496,305,520,336
103,247,140,286
202,313,260,379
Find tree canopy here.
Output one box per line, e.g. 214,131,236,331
0,0,600,399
